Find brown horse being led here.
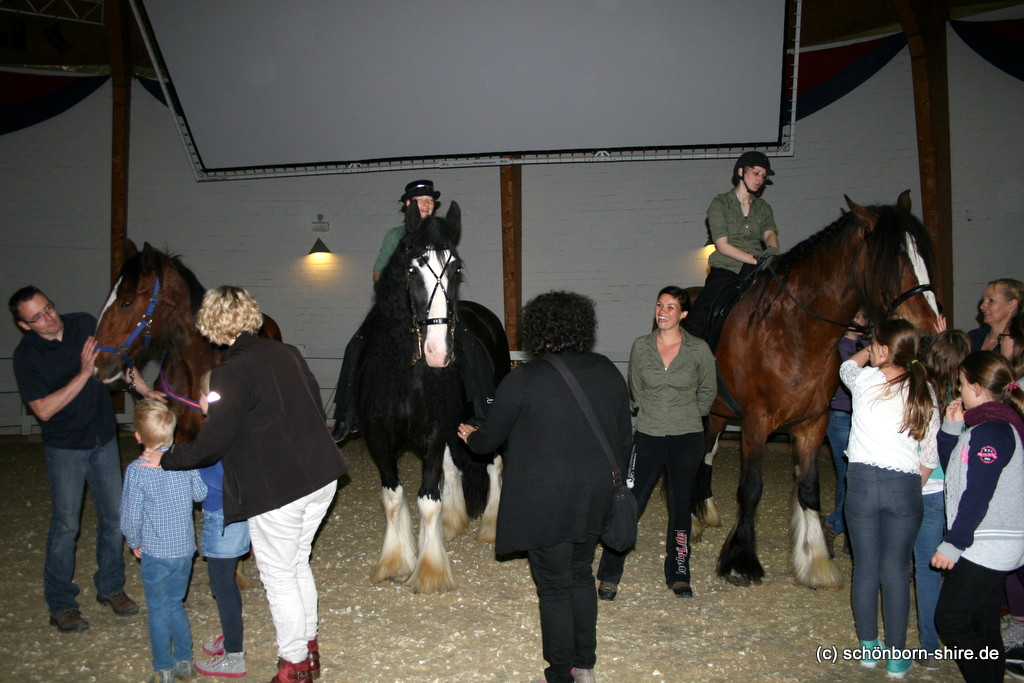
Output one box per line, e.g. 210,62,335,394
94,242,281,441
693,192,939,589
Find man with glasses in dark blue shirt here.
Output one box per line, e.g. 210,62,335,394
9,285,139,632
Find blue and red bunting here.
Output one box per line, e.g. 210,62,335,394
951,19,1024,82
1,19,1022,135
0,71,108,135
0,72,165,135
790,33,908,121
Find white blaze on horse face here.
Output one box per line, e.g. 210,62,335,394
99,278,122,319
417,248,451,368
904,235,939,315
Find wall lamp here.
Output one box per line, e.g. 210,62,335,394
309,238,330,255
308,213,330,254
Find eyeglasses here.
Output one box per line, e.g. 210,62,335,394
24,302,56,325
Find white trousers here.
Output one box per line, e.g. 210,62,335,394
248,480,338,663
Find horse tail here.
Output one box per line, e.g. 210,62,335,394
449,437,491,518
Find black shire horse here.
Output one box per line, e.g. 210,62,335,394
354,200,510,594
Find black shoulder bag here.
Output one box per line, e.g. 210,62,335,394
544,354,638,552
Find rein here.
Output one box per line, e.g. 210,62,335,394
761,258,934,333
158,367,204,412
96,275,162,367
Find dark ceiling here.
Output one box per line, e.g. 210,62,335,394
0,1,1019,74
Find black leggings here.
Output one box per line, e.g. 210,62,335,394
935,556,1007,682
597,431,704,585
208,557,244,653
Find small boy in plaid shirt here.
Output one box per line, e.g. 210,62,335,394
121,400,207,683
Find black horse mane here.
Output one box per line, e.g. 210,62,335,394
118,245,206,316
763,199,935,324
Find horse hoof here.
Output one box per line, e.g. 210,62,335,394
723,570,762,587
372,573,411,585
597,581,618,601
724,572,751,587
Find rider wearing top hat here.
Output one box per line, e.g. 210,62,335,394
373,180,443,282
685,151,780,340
331,180,495,441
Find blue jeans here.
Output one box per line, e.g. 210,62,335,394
846,463,923,648
141,554,194,672
44,436,125,614
527,535,600,683
913,491,945,653
825,410,851,534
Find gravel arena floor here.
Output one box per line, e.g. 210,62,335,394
0,433,976,682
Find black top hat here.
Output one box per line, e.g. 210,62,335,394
401,180,441,201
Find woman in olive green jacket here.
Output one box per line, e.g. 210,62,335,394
597,286,716,600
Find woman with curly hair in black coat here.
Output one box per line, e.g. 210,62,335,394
458,291,632,683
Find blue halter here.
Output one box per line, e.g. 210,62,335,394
96,275,161,368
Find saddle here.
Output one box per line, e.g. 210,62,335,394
690,258,775,419
701,259,772,354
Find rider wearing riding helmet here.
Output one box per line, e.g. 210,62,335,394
685,151,780,340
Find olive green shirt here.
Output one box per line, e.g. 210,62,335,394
707,190,778,274
629,330,717,436
373,225,406,272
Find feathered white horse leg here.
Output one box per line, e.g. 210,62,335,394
371,485,417,584
410,496,456,594
476,455,502,543
690,514,704,544
441,445,468,542
790,493,842,590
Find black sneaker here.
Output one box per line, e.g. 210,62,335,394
331,422,350,443
1007,643,1024,665
1008,661,1024,681
669,581,693,598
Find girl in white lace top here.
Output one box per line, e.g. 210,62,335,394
840,318,940,679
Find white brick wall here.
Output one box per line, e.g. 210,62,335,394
2,27,1023,406
948,25,1024,328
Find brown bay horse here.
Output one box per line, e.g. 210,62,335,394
693,192,940,589
94,242,281,441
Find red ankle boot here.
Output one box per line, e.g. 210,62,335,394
267,657,312,682
307,638,320,680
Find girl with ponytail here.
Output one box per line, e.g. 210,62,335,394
933,351,1024,682
840,319,940,678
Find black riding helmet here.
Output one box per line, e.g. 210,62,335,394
733,151,775,178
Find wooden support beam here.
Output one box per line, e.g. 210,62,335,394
107,0,133,286
499,161,523,350
892,0,954,320
107,0,133,415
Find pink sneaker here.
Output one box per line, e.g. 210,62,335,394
196,651,246,678
202,634,225,656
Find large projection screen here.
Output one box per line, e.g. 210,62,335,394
140,1,789,174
